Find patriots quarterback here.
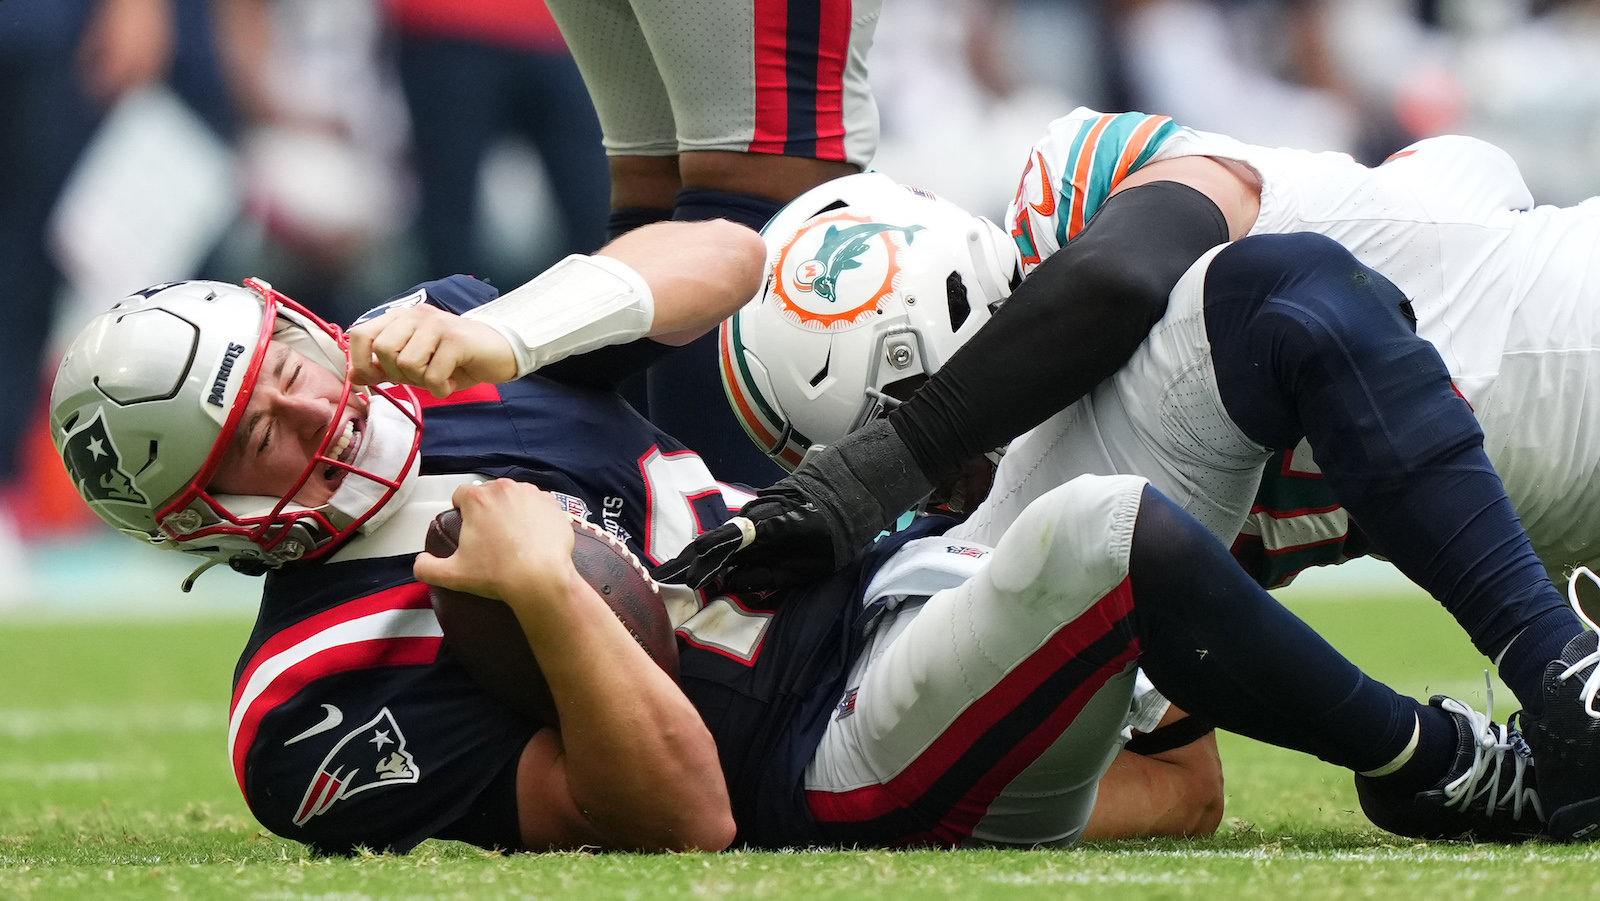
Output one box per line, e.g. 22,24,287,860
51,218,1543,852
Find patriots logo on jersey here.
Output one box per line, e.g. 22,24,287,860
292,708,420,826
60,408,148,508
350,288,428,328
770,210,924,331
945,544,988,559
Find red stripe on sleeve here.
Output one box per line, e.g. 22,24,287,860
233,635,442,794
232,583,434,714
417,383,502,408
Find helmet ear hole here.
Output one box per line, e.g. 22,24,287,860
946,271,971,330
136,440,159,477
809,349,831,388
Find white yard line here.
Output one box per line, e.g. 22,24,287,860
0,761,169,782
0,703,224,739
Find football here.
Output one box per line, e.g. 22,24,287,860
424,507,679,723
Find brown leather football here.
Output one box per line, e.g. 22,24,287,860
424,507,678,724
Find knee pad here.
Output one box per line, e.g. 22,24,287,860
985,474,1144,610
1205,233,1473,466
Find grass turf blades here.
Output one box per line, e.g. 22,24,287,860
4,593,1599,899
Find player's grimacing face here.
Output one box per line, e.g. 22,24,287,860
210,340,370,507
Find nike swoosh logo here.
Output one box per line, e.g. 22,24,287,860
284,704,344,746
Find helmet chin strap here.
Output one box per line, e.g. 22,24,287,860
324,391,421,536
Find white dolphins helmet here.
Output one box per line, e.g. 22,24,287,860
50,279,424,576
721,172,1020,469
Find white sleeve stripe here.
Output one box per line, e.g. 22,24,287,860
227,608,444,761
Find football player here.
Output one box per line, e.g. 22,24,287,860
676,119,1600,841
542,0,883,487
54,220,1537,852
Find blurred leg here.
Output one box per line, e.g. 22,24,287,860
510,49,610,257
0,55,99,484
398,37,504,278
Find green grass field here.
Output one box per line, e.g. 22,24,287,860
5,588,1600,900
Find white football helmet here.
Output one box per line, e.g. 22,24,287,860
721,172,1019,469
50,279,424,575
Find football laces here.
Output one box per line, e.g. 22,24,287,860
571,515,660,594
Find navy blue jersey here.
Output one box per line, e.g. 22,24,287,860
229,276,933,853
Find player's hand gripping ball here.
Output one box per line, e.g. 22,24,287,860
424,508,679,723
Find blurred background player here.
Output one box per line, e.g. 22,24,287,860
543,0,883,486
0,0,237,602
389,0,609,280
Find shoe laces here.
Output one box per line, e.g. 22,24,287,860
1438,681,1542,824
1560,566,1600,719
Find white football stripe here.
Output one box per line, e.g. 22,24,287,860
227,608,443,763
1242,507,1350,551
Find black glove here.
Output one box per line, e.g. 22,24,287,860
651,419,934,592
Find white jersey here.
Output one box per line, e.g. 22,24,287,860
1007,108,1600,579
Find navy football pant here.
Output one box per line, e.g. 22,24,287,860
1204,233,1579,712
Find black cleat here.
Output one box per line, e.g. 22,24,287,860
1523,620,1600,841
1355,694,1544,842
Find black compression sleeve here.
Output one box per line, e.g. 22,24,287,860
888,180,1230,483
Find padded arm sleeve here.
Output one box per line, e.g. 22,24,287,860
888,181,1230,483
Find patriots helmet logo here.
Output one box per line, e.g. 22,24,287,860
293,707,420,826
771,211,925,332
60,408,148,508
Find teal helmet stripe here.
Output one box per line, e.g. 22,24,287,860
722,313,814,470
727,311,787,435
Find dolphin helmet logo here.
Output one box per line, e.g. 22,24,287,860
794,221,925,304
771,212,925,331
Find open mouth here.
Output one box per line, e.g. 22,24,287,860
323,416,364,482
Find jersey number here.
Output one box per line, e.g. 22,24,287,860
639,448,772,663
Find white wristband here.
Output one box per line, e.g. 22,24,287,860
463,254,655,378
